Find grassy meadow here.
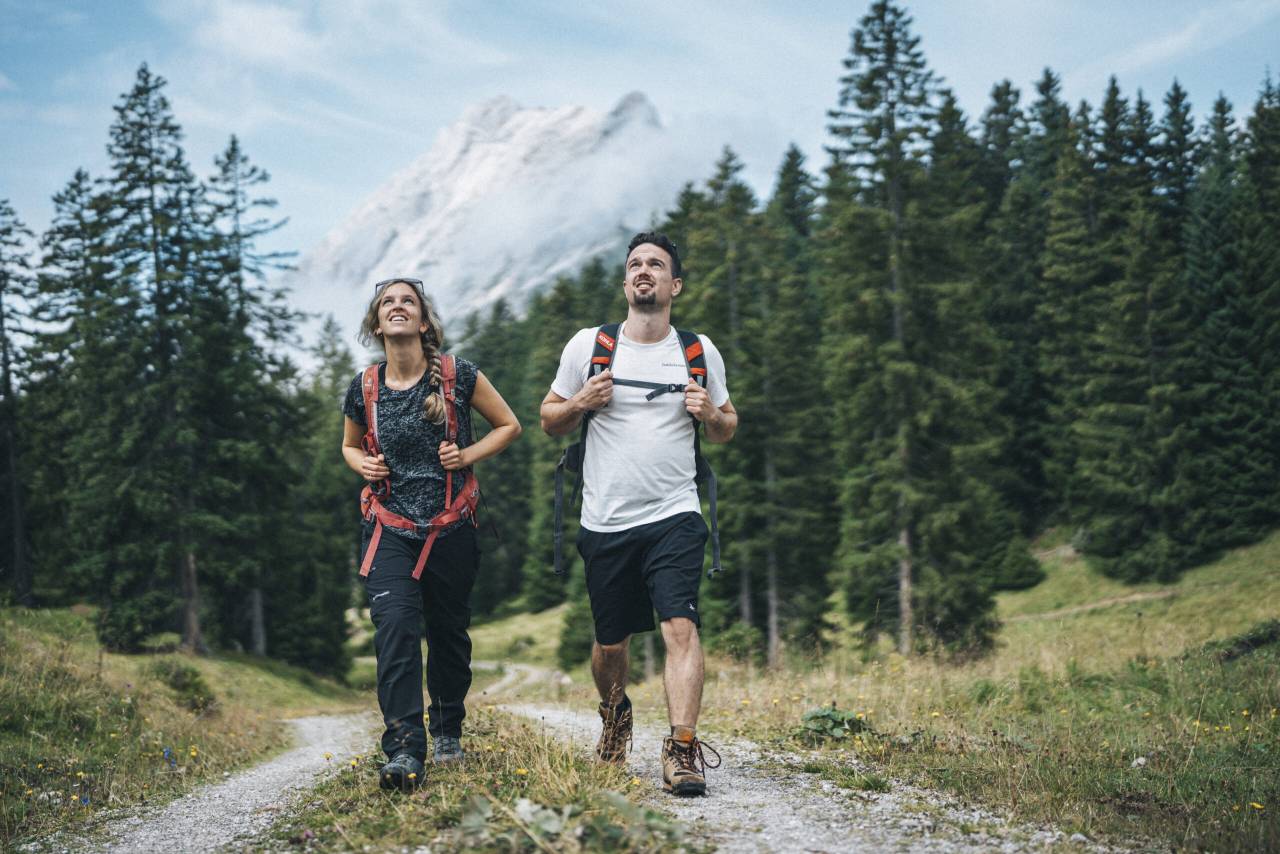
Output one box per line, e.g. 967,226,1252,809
599,530,1280,851
0,607,363,847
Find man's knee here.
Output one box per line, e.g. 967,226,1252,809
660,617,699,650
594,636,630,660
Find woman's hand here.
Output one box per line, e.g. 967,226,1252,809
439,441,469,471
361,453,390,483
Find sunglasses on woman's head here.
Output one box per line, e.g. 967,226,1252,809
373,277,424,290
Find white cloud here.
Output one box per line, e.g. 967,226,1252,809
1069,0,1280,91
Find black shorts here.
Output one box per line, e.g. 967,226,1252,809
576,511,708,646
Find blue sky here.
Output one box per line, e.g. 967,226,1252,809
3,0,1278,269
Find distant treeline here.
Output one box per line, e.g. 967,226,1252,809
3,1,1279,672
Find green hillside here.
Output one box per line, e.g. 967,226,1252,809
0,607,362,846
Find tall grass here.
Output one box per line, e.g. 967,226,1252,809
0,607,360,846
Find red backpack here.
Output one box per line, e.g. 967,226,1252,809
357,354,480,580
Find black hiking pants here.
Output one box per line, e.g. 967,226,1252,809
360,523,479,762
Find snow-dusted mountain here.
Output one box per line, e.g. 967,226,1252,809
294,92,698,333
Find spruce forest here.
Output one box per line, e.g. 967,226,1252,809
2,1,1279,676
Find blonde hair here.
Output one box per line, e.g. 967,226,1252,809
358,279,447,424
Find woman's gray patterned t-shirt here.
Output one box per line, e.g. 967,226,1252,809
343,358,478,540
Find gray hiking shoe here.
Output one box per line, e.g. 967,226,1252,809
432,735,465,765
379,752,424,791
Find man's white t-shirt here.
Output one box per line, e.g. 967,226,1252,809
551,324,730,533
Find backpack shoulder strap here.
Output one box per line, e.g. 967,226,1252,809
676,329,707,391
361,363,384,443
439,354,458,442
590,322,622,378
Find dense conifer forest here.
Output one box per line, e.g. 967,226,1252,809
2,2,1278,672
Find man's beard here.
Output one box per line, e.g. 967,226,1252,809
633,292,657,307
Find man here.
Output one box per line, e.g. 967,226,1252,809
540,231,737,796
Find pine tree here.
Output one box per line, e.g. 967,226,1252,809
981,70,1070,530
263,318,356,677
753,146,837,663
1178,98,1276,553
456,298,535,616
197,136,302,654
91,63,208,650
824,0,934,654
0,200,35,605
821,2,1006,653
676,148,763,636
1036,103,1105,512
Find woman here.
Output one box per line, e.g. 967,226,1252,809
341,277,521,791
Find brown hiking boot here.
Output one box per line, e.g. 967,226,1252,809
661,730,721,796
595,699,633,764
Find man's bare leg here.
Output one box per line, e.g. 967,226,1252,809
592,637,633,764
660,618,703,728
591,636,631,706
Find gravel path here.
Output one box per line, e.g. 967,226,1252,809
507,703,1121,854
25,713,377,854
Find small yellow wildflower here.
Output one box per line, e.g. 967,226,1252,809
350,759,358,767
1059,708,1069,714
741,699,750,705
1241,709,1249,717
790,695,801,701
1251,803,1264,811
109,732,118,738
1233,805,1241,812
515,768,529,776
407,773,417,781
930,711,941,718
76,771,85,779
36,763,43,770
1224,725,1231,732
630,777,642,786
323,752,333,761
26,789,33,796
856,712,865,720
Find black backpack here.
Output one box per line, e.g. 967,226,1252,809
553,322,722,578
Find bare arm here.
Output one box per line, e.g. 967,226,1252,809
539,369,613,437
342,417,389,482
684,379,738,444
439,371,522,470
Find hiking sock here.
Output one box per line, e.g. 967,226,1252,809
607,695,631,714
671,725,695,743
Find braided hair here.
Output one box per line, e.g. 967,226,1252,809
358,279,449,424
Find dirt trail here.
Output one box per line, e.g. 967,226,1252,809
22,713,376,854
506,702,1110,854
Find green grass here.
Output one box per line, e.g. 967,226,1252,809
682,532,1280,851
469,604,568,668
269,706,695,852
0,606,361,847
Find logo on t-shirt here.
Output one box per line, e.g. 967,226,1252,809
662,362,686,368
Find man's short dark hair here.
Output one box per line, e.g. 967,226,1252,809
627,231,682,278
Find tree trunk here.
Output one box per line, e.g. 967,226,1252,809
764,452,781,668
249,586,266,656
0,332,31,606
888,159,913,656
181,549,207,654
897,520,913,655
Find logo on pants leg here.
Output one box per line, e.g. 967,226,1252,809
688,602,696,612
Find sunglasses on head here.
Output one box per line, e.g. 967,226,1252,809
373,277,424,290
